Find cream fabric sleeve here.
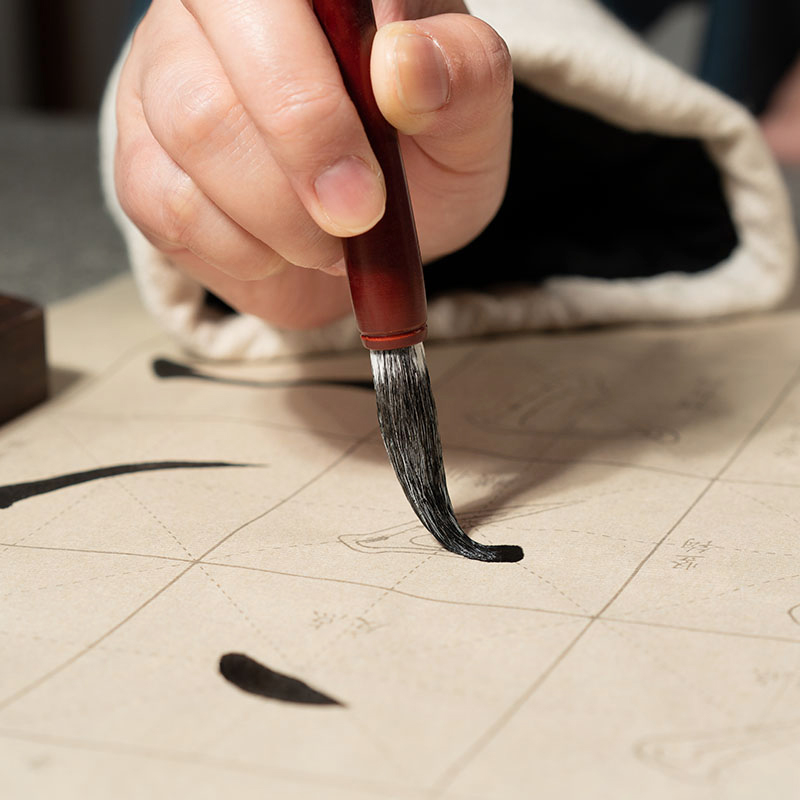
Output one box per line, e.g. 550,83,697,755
99,0,798,359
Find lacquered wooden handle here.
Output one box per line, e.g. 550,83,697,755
313,0,427,350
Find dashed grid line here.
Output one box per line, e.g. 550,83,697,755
4,330,800,797
0,430,371,713
0,343,502,794
428,361,800,796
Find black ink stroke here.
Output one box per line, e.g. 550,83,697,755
219,653,343,706
153,358,373,391
0,461,250,509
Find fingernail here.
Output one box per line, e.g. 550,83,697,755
393,33,450,114
313,156,385,234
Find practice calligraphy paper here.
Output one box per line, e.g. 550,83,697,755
3,275,800,799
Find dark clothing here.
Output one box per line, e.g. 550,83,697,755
601,0,800,114
426,83,737,297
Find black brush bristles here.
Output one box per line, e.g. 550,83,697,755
370,344,524,563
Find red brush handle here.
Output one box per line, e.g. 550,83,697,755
313,0,427,350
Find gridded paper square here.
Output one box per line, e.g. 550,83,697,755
2,276,800,799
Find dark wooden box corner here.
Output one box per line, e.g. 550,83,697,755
0,294,48,425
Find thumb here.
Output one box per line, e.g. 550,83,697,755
370,14,513,171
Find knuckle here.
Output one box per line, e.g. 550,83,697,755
114,123,201,251
471,20,513,102
305,250,342,273
241,261,287,282
115,139,156,231
285,223,339,271
144,67,238,156
299,242,342,273
159,170,199,246
171,79,237,153
223,249,287,282
266,80,345,143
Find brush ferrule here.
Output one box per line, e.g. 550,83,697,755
361,325,427,351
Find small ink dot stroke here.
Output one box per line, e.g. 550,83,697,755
153,358,373,391
0,461,255,509
219,653,344,706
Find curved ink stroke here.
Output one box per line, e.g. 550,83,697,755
153,358,373,391
0,461,251,509
219,653,343,706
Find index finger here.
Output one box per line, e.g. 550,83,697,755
181,0,386,236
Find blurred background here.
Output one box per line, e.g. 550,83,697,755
0,1,139,304
0,1,797,307
0,0,135,112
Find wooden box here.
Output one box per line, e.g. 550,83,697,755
0,294,48,424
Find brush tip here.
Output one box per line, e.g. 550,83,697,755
493,545,525,563
463,543,525,563
371,343,524,565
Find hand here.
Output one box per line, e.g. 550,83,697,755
114,0,513,329
761,54,800,164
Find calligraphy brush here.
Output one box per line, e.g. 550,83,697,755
313,0,523,563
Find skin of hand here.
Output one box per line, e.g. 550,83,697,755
114,0,513,330
761,55,800,165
